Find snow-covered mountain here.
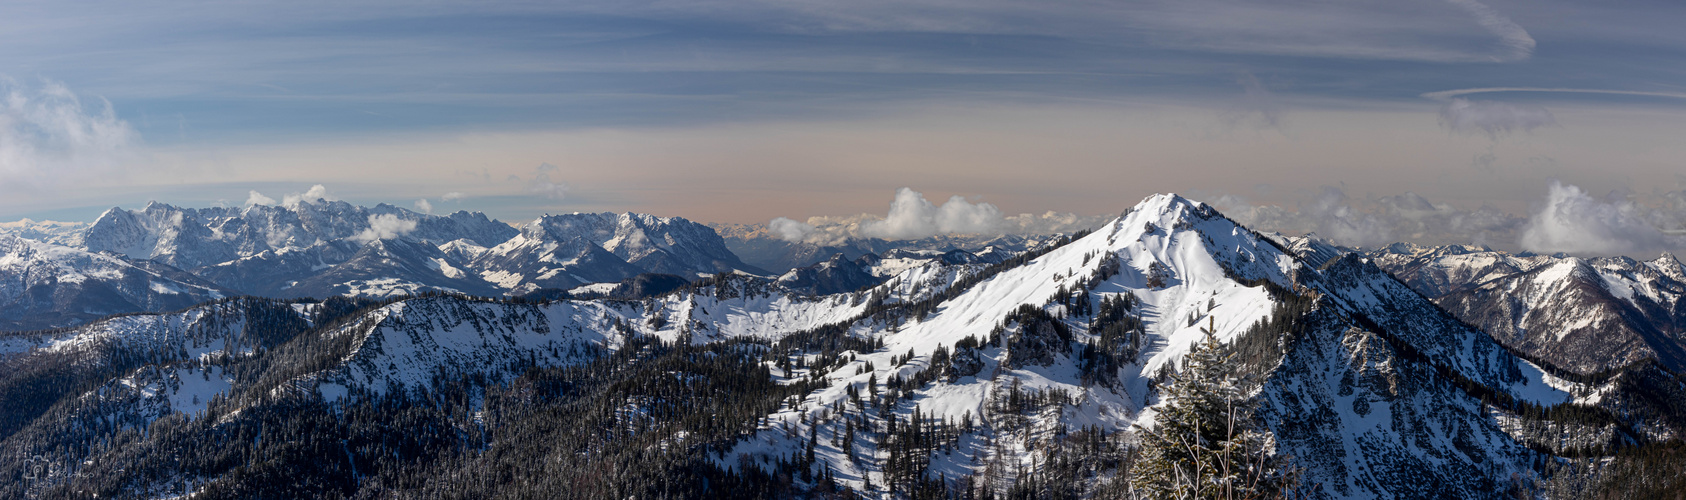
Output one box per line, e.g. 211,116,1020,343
283,237,505,299
776,253,882,296
1358,241,1686,374
6,194,1675,498
0,234,232,331
81,201,520,271
1,202,781,329
775,248,1000,296
528,212,762,277
0,218,88,246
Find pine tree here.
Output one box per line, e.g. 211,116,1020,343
1129,317,1293,499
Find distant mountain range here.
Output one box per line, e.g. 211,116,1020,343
711,221,1068,273
3,194,1679,498
0,234,230,331
0,201,1040,331
1269,234,1686,375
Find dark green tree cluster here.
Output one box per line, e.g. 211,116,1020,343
1079,294,1144,387
1129,320,1294,499
1538,440,1686,499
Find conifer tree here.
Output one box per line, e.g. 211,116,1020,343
1129,318,1293,499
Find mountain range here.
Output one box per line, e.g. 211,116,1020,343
2,194,1680,498
1269,234,1686,376
0,201,1060,332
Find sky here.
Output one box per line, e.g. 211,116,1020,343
1,0,1685,254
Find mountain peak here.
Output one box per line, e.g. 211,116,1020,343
1131,192,1202,218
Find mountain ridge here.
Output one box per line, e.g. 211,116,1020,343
1,194,1681,498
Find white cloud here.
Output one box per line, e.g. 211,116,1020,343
1519,181,1679,255
441,191,466,202
245,190,277,207
1122,0,1538,63
527,163,568,200
1443,0,1536,62
854,188,1005,240
770,187,1109,244
1438,98,1556,138
414,198,432,214
0,78,138,193
769,217,816,242
282,184,335,206
1301,187,1393,248
1209,183,1686,255
1211,187,1525,249
352,213,417,243
1222,72,1285,131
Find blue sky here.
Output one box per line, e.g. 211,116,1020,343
2,0,1686,253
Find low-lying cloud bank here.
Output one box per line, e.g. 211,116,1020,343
770,188,1111,246
1213,182,1686,256
1517,181,1686,256
1211,188,1525,249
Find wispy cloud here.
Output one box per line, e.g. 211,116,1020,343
1423,88,1686,101
527,163,568,200
1443,0,1536,62
1438,98,1556,138
0,77,138,194
1221,73,1286,131
1124,0,1538,63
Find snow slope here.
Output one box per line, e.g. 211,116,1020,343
13,193,1662,499
706,194,1587,498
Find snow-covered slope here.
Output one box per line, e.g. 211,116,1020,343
0,234,232,331
471,223,650,294
76,200,521,293
528,212,762,277
282,238,504,299
59,200,776,305
1359,243,1686,373
699,194,1602,497
7,194,1675,499
1365,241,1538,297
773,248,1002,297
777,253,882,296
0,218,89,246
82,201,520,271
